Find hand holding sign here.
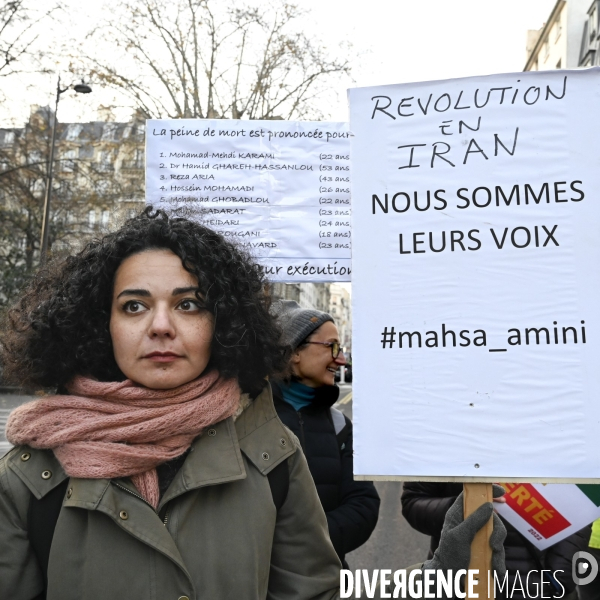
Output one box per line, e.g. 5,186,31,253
422,484,506,598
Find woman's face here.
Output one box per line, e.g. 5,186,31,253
109,249,214,389
292,321,346,388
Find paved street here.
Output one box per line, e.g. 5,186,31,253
335,384,431,571
1,387,431,569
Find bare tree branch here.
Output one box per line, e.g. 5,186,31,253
0,110,139,306
0,0,60,77
71,0,351,121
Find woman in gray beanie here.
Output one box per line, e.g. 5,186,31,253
271,300,381,568
272,300,508,595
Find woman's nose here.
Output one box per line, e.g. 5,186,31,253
148,306,176,338
334,350,347,365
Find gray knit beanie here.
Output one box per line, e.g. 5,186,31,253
271,300,334,350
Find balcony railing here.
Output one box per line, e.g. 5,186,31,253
121,160,144,170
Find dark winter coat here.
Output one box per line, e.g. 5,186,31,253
272,382,380,567
401,482,588,599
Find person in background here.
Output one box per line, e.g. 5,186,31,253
271,300,381,568
401,482,587,599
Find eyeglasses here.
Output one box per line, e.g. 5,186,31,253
303,341,342,359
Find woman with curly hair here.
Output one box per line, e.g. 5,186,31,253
0,208,341,600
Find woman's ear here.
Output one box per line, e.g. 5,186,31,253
291,349,302,365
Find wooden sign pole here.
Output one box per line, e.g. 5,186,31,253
463,483,494,600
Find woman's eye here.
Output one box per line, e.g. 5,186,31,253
178,299,202,312
123,300,146,313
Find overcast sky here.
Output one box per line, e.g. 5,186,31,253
301,0,558,120
3,0,558,126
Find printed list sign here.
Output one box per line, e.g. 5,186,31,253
349,68,600,481
146,119,351,281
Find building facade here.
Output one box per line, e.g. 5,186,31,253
270,282,332,314
524,0,589,71
0,106,146,305
579,0,600,65
0,105,145,250
329,283,352,354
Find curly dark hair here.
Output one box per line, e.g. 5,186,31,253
0,208,288,395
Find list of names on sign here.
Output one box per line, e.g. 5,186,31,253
146,119,351,281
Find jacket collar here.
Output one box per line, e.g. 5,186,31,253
157,414,247,509
272,380,340,410
159,382,294,506
6,382,294,508
6,445,68,499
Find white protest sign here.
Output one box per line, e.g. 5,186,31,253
349,68,600,481
145,119,351,282
495,482,600,550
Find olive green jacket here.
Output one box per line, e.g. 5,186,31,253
0,385,341,600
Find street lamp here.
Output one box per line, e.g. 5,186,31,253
40,77,92,265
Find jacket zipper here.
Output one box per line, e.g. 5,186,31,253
296,411,306,450
113,481,156,511
114,482,172,529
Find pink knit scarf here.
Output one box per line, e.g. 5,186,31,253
6,371,240,508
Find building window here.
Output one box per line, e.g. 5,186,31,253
135,148,144,168
88,210,96,227
591,7,598,41
553,19,562,43
542,41,549,61
101,210,110,227
32,179,45,195
79,145,94,159
61,149,77,172
98,150,114,172
101,123,118,142
65,124,83,141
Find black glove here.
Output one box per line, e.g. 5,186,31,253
421,484,506,597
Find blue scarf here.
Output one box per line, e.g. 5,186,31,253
280,380,316,411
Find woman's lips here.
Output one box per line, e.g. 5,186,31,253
143,352,182,363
